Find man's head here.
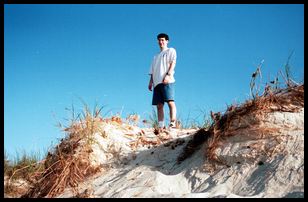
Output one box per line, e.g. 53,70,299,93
157,33,169,41
157,33,169,50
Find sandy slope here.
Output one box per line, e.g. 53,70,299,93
8,85,302,198
57,107,304,198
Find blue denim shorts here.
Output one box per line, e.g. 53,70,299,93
152,83,175,105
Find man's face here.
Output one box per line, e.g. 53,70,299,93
158,38,168,49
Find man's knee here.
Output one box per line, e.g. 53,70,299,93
157,103,164,110
167,101,175,107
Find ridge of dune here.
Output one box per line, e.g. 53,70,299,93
14,84,303,198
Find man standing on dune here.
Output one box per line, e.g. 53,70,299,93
148,33,177,130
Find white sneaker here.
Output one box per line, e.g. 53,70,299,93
158,121,165,128
169,121,176,129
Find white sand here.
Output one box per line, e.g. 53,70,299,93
57,107,304,198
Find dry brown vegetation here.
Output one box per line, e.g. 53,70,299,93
176,58,304,165
206,83,304,163
17,106,142,198
4,151,46,198
176,75,304,165
20,109,103,197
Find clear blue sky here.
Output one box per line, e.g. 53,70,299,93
4,4,304,159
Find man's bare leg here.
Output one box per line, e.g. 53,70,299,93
167,101,176,125
157,103,164,128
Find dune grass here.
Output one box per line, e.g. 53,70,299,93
176,58,304,165
4,149,46,197
204,58,304,163
4,149,45,180
21,103,107,198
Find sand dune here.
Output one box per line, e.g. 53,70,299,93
56,107,303,198
9,84,303,198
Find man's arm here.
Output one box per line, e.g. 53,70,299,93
148,74,153,91
167,61,176,75
163,61,176,84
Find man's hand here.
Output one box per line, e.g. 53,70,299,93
148,82,153,91
163,75,171,84
148,75,153,91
